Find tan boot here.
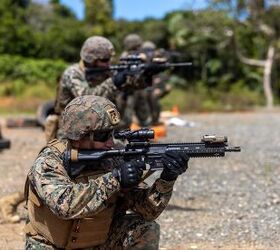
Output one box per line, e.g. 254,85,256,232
0,192,25,223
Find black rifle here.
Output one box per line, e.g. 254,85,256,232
85,55,192,76
63,128,241,177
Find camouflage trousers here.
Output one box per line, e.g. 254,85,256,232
25,214,160,250
116,91,152,129
146,90,161,125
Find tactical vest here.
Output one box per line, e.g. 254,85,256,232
24,139,117,249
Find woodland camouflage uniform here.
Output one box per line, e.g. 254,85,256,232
117,34,151,128
55,36,117,115
141,43,172,125
25,95,176,250
51,36,117,140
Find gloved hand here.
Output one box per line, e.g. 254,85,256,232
112,70,127,88
144,62,164,75
113,161,145,188
160,151,189,181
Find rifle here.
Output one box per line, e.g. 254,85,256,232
63,128,241,178
85,55,192,77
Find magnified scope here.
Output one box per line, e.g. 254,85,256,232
114,128,154,141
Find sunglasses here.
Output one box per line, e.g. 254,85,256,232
83,130,113,142
98,58,111,63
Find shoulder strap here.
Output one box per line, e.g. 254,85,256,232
47,139,68,154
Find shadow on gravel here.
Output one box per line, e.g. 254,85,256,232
166,204,206,212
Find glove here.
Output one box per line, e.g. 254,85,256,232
113,161,145,188
144,62,164,75
112,71,127,88
160,151,189,181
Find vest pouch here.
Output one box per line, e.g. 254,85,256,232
27,187,73,248
67,206,115,249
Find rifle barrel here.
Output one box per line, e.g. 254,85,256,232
225,146,241,152
166,62,192,67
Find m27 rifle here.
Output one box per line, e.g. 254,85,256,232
63,128,241,178
85,55,192,77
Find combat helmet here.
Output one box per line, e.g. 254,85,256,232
62,95,120,140
80,36,115,63
141,41,156,50
123,34,143,51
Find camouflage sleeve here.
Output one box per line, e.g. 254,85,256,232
123,178,175,221
29,148,120,219
69,75,117,100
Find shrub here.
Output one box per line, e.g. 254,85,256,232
0,54,67,91
0,54,67,99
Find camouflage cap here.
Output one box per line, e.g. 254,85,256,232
62,95,120,140
123,34,143,51
141,41,156,50
80,36,115,63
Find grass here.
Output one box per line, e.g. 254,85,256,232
161,86,264,112
0,83,267,114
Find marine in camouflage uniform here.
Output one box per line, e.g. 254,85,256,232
51,36,127,140
141,43,172,125
55,36,116,114
25,95,189,249
117,34,152,128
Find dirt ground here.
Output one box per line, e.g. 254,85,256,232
0,111,279,250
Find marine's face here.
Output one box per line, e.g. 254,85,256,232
74,138,114,150
71,130,114,150
87,58,111,69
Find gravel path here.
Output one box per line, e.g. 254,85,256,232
0,112,279,250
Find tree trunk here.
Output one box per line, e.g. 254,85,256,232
263,45,275,109
236,43,275,108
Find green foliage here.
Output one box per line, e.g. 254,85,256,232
0,0,278,112
0,55,67,96
161,82,263,112
84,0,115,36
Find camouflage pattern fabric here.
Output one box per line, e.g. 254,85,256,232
117,48,153,128
141,41,156,50
26,215,160,250
148,73,172,125
55,63,116,115
123,34,143,52
25,136,174,249
116,91,151,129
80,36,115,63
115,93,133,129
54,63,117,139
146,87,161,125
132,90,152,127
61,95,120,140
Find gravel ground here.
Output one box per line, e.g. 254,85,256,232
0,112,279,250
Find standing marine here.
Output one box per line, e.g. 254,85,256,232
24,95,189,249
117,33,152,128
141,41,172,125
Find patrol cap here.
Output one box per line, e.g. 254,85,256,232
62,95,120,140
80,36,115,63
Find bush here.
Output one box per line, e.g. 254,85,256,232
0,54,67,87
0,54,67,97
160,80,263,113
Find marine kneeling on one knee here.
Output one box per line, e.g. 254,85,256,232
24,95,189,249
